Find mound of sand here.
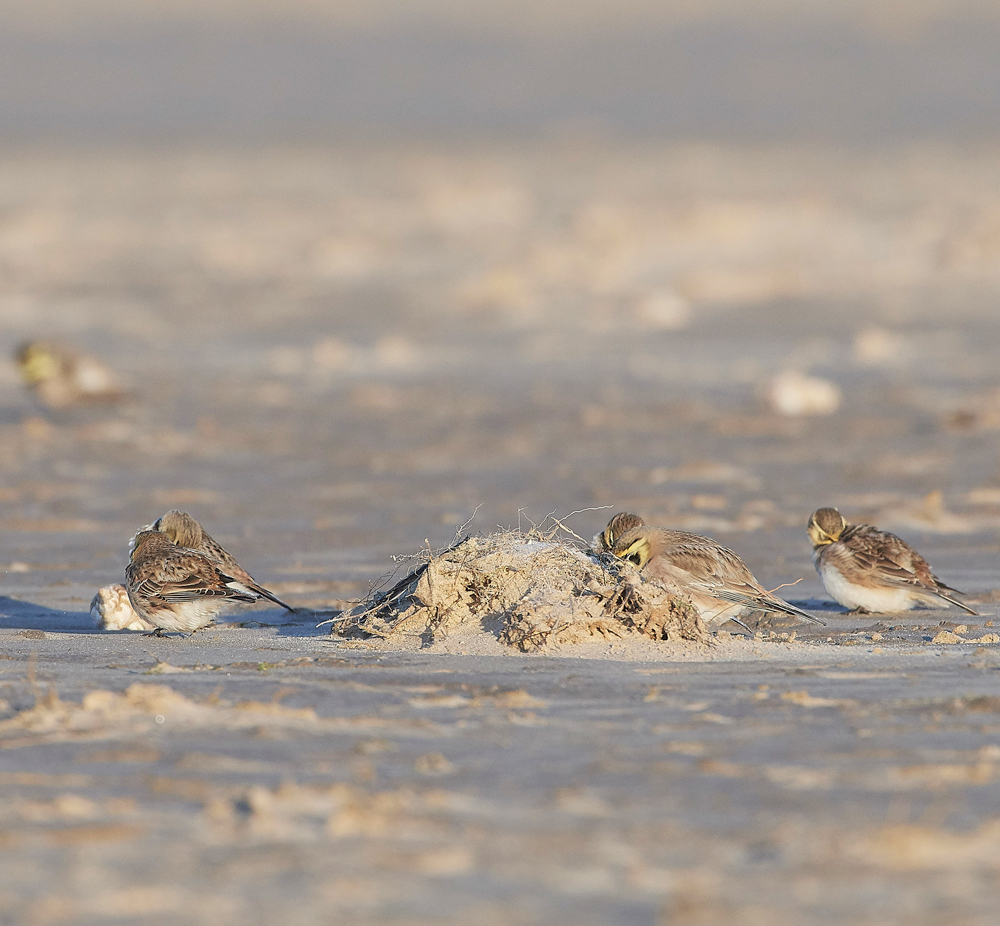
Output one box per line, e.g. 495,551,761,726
335,531,708,652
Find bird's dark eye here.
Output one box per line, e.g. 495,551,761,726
628,552,643,566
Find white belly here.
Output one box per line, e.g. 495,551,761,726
819,562,920,612
129,595,223,633
698,600,746,626
682,591,753,627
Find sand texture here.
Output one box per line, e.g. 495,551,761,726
1,140,1000,923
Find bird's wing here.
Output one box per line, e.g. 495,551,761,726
838,525,945,590
653,534,762,594
129,560,257,603
654,534,823,624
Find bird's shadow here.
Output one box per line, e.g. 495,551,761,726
0,597,337,637
787,597,841,612
273,609,343,638
0,596,96,633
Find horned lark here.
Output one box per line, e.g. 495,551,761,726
90,583,154,631
126,530,267,634
592,512,645,554
807,507,977,615
15,341,123,410
149,509,296,612
611,525,824,627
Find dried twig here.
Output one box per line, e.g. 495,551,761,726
767,577,804,595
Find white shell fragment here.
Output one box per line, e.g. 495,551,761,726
91,584,155,632
767,370,842,417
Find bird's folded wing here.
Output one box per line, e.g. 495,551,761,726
829,542,928,590
133,572,255,602
660,542,756,587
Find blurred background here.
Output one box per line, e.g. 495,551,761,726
7,0,1000,141
3,0,1000,604
6,5,1000,925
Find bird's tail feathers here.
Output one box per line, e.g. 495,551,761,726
252,583,298,613
711,588,826,626
935,591,979,616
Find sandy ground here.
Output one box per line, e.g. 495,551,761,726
3,141,1000,923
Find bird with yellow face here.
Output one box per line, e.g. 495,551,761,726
15,341,123,409
607,517,823,628
807,507,976,615
592,512,645,554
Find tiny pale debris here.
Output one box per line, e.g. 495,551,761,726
780,690,851,708
853,326,907,365
976,633,1000,644
698,712,735,724
767,370,841,417
633,288,691,330
407,694,470,709
414,753,453,775
555,787,611,817
931,631,965,644
482,689,546,709
414,847,475,877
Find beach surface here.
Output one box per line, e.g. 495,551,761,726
0,139,999,924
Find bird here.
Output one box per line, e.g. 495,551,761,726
15,341,124,410
592,512,645,554
807,507,977,615
90,584,154,631
611,525,824,627
125,530,265,634
146,509,296,612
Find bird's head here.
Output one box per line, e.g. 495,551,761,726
807,507,846,546
129,530,173,562
153,510,203,548
611,527,655,569
16,342,61,385
596,512,645,554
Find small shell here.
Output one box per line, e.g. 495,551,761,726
767,370,841,417
91,584,154,631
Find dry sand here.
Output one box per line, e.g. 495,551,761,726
1,140,1000,923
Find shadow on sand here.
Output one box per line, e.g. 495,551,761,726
0,596,95,633
0,597,337,637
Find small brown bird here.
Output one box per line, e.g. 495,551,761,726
125,530,264,634
592,512,645,554
807,507,977,615
148,510,295,612
15,341,124,409
611,525,823,627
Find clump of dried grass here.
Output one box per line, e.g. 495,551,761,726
334,529,707,651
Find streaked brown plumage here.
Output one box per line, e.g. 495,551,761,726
125,530,262,634
150,510,295,612
807,507,977,615
592,512,645,554
611,525,823,627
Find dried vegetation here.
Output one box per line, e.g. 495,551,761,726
335,530,708,651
